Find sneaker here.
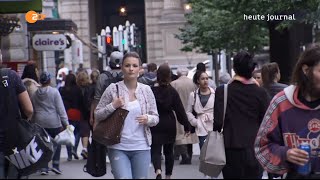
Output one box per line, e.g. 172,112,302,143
81,150,88,159
51,167,62,175
41,171,48,175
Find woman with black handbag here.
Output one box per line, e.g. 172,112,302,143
95,52,159,179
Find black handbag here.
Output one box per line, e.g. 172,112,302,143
83,140,107,177
92,84,129,146
1,68,54,176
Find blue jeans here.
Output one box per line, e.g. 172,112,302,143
199,135,208,150
108,148,151,179
67,120,80,158
0,152,19,179
43,128,62,171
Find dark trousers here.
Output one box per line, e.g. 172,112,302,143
174,144,193,160
44,128,62,169
151,143,174,176
223,148,263,179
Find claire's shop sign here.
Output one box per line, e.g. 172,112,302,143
32,34,67,51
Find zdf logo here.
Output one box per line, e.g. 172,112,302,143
25,10,46,24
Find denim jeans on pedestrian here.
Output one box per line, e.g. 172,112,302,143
198,135,208,150
43,128,62,171
0,152,20,179
67,120,80,159
108,148,151,179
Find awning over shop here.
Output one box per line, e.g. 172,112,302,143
0,0,42,14
27,18,77,33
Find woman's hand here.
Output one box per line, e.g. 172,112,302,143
112,96,125,109
136,115,148,125
286,148,309,166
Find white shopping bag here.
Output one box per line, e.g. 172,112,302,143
54,125,75,146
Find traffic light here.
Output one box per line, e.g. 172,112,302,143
105,35,113,56
106,36,112,44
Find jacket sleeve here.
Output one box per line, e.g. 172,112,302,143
54,89,69,126
254,97,290,175
172,88,191,132
213,86,224,132
144,86,159,127
94,84,116,122
186,92,198,127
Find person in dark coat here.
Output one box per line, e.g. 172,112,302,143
213,51,269,179
151,64,191,179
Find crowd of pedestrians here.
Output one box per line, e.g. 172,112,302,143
1,44,320,179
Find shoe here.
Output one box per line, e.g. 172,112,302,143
156,174,162,179
81,150,88,159
51,167,62,175
174,155,180,160
180,158,192,165
67,156,72,161
72,151,79,160
41,171,48,175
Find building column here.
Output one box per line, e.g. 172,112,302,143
161,0,184,21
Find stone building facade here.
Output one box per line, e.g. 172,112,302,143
58,0,208,69
2,0,208,71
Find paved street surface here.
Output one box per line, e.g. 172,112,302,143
28,146,269,179
29,155,210,179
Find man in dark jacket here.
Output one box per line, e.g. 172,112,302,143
213,51,269,179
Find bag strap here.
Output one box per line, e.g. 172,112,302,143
221,84,228,132
192,90,197,112
116,84,119,98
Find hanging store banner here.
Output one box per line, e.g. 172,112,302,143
32,34,67,51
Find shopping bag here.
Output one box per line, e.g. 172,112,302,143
5,120,54,176
54,125,75,146
83,139,107,177
199,131,226,177
199,84,228,177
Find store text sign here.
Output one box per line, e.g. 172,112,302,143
32,34,67,51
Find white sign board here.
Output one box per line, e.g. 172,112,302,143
32,34,67,51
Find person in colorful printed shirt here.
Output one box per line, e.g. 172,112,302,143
255,44,320,179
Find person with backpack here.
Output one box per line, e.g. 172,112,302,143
95,52,159,179
0,50,33,179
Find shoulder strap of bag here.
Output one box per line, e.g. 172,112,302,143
221,84,228,132
116,84,119,98
192,90,197,111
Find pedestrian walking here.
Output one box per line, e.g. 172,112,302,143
255,44,320,179
261,62,288,99
76,71,92,159
187,71,215,149
59,73,83,161
151,64,191,179
95,52,159,179
213,51,269,179
171,67,198,164
0,50,33,179
31,71,69,175
21,62,40,97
